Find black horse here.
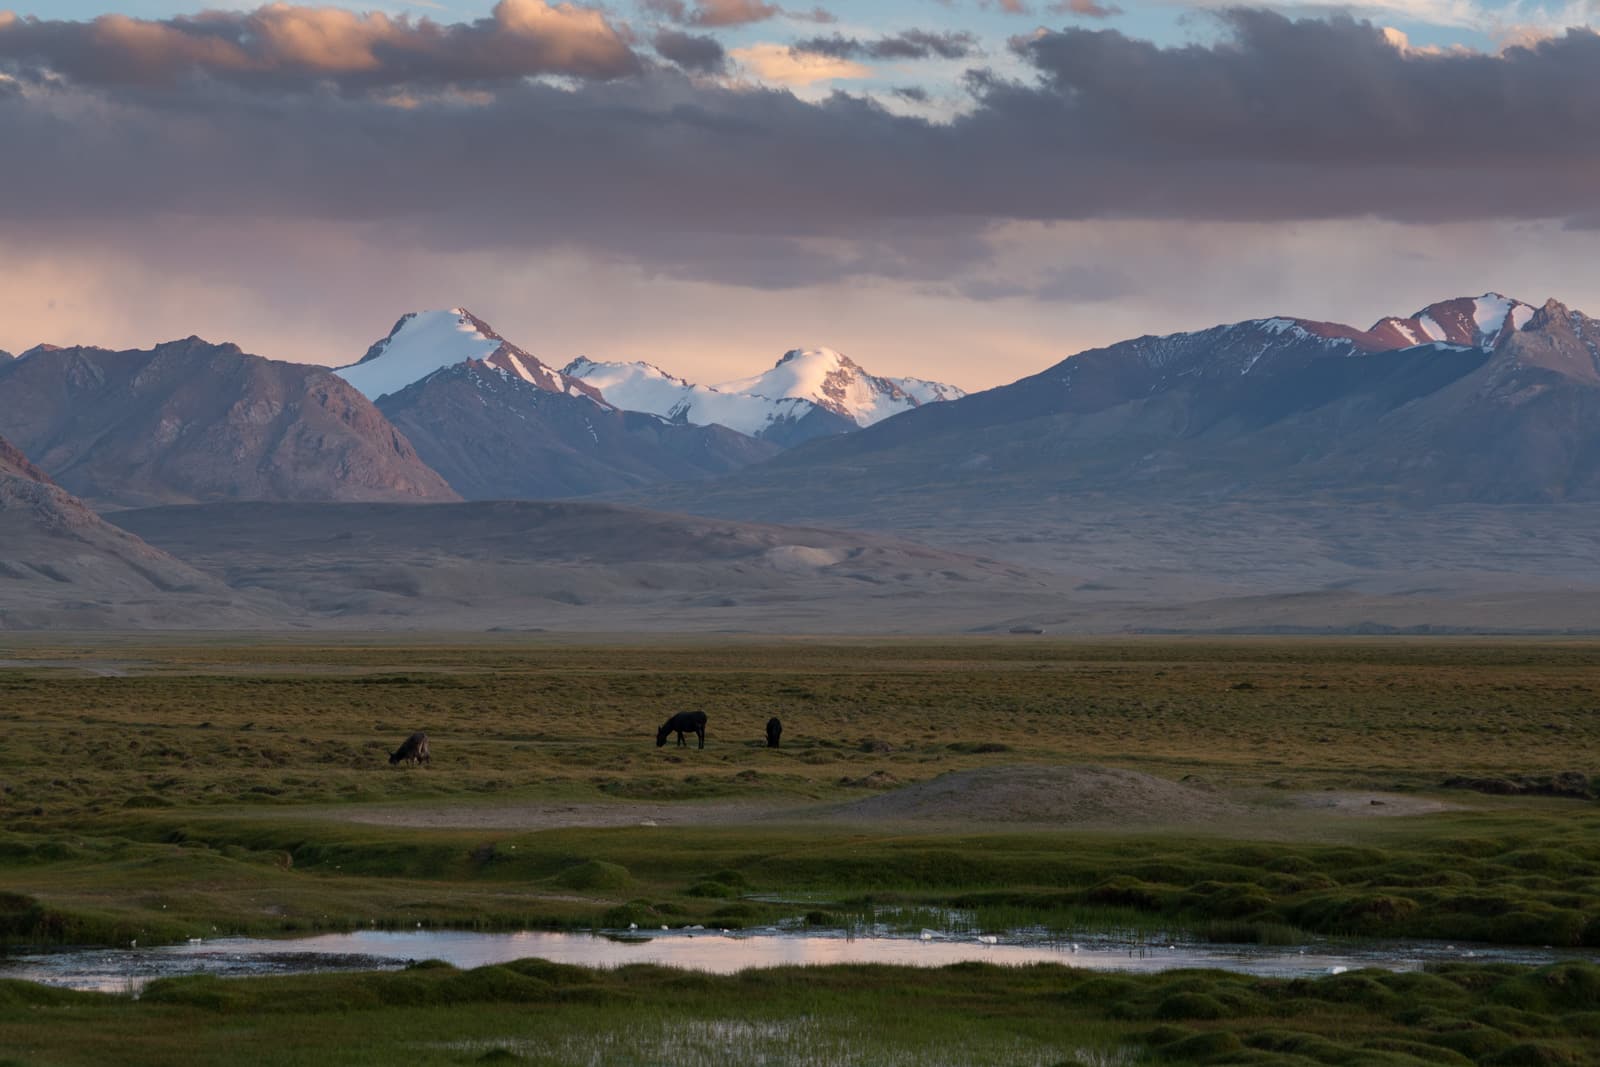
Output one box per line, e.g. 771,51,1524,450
656,711,707,749
766,716,783,748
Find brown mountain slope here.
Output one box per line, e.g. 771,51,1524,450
0,339,458,508
377,361,779,499
0,434,284,628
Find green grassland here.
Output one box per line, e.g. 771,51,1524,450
8,958,1600,1065
3,637,1600,1064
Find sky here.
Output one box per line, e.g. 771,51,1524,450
2,0,1600,390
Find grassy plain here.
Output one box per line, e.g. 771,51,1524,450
3,636,1600,1064
9,957,1600,1066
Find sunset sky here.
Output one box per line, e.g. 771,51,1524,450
3,0,1599,390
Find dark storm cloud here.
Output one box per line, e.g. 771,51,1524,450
6,8,1600,289
1010,11,1600,171
0,1,640,90
653,29,727,73
791,29,980,61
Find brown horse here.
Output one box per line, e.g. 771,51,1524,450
389,731,431,766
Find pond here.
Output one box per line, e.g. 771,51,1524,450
5,927,1595,994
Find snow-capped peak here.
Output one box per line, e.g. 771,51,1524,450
336,310,500,399
1400,293,1537,349
565,347,966,439
1471,293,1535,338
336,309,601,403
1235,293,1537,358
563,356,822,438
716,347,965,427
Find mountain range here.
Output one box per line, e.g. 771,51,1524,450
0,310,961,508
630,292,1600,518
6,291,1600,632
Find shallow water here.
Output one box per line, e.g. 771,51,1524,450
5,928,1596,994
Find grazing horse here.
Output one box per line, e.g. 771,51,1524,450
656,711,707,749
389,731,431,767
766,716,783,749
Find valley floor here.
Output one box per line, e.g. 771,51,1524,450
3,636,1600,1064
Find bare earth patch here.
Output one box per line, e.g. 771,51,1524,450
828,765,1248,826
1288,791,1466,817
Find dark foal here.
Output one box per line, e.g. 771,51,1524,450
766,716,783,748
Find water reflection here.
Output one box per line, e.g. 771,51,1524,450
4,929,1596,994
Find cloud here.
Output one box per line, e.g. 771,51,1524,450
642,0,834,27
653,28,727,73
1049,0,1122,17
0,1,641,89
791,30,981,61
689,0,783,25
731,42,868,83
7,7,1600,298
640,0,690,20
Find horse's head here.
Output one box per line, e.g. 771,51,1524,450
655,725,670,747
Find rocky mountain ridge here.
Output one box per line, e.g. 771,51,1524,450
0,337,460,508
625,292,1600,518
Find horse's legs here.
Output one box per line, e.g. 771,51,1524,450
697,728,705,749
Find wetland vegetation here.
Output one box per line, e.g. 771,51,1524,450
3,635,1600,1063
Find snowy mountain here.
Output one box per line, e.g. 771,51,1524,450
717,347,966,426
333,312,964,447
564,347,966,445
561,357,855,447
1349,293,1535,351
336,309,604,405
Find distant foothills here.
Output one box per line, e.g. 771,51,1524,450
5,293,1600,632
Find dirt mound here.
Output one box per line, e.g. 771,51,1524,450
832,765,1244,825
